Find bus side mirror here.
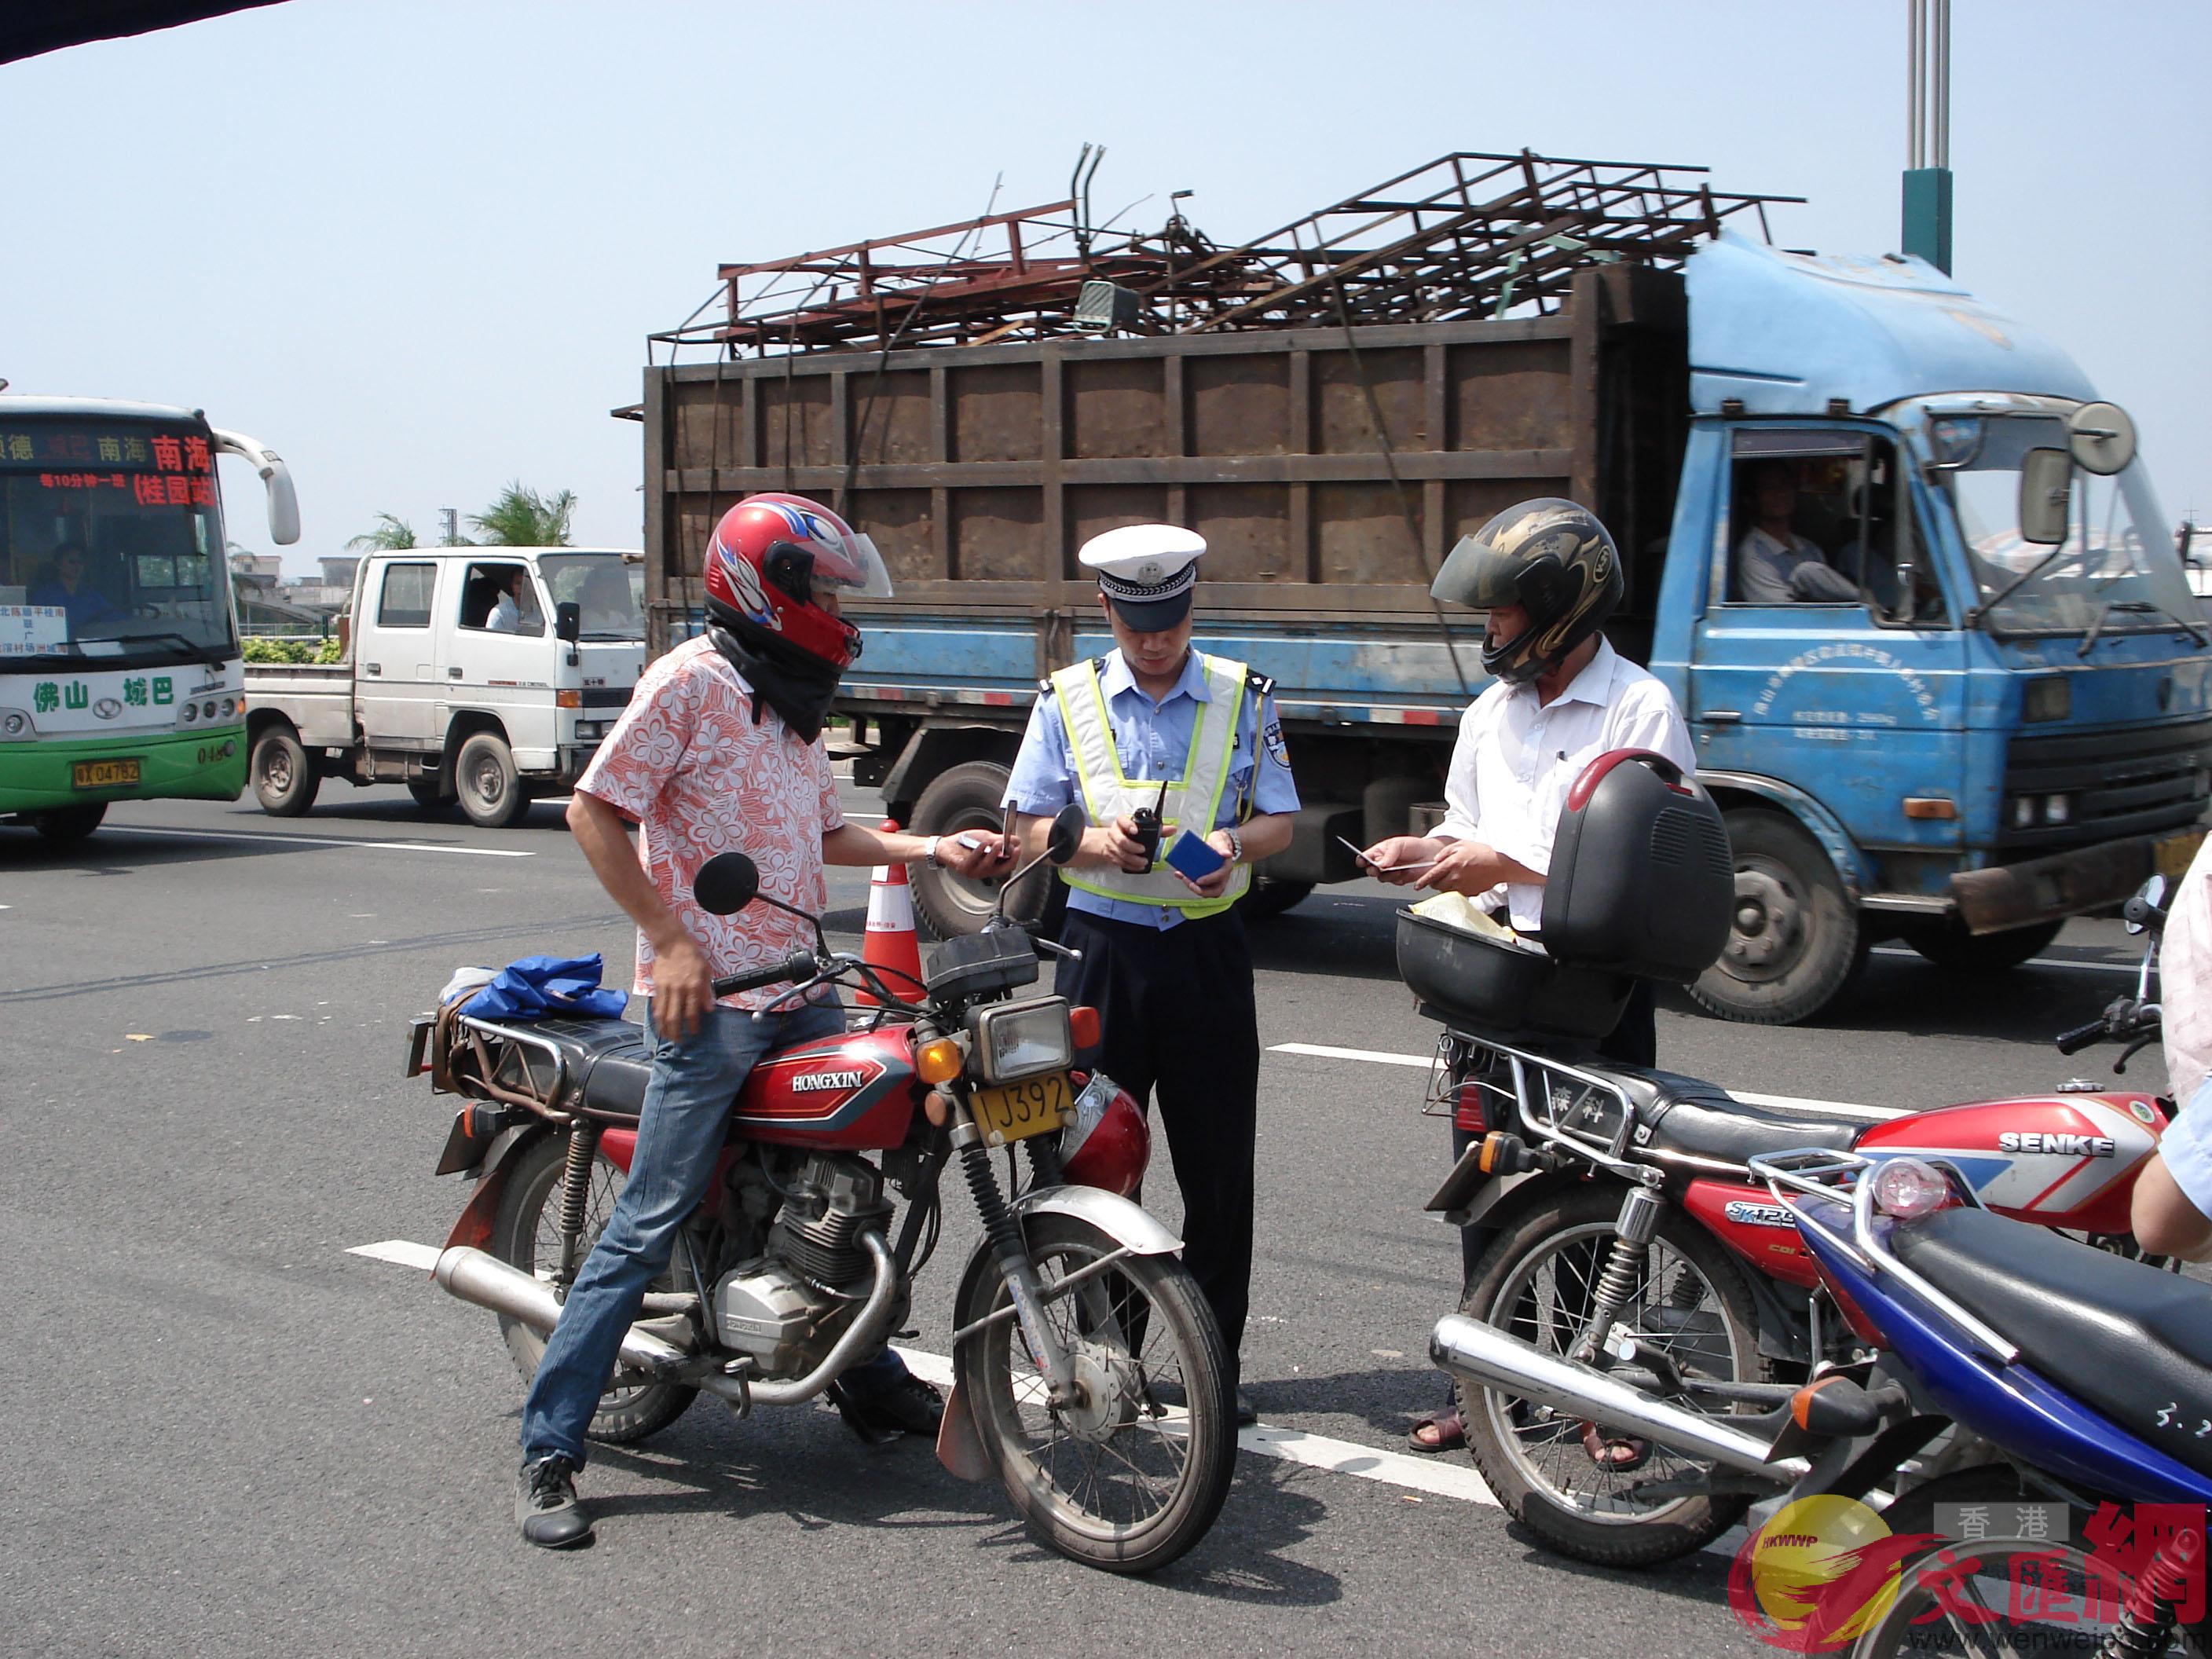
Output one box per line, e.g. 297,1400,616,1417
2019,449,2072,546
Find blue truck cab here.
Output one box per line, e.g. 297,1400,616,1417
1651,235,2208,1021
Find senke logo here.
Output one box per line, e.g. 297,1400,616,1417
791,1069,866,1094
1998,1130,2118,1157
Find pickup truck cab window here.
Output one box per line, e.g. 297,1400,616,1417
376,561,435,628
456,561,544,636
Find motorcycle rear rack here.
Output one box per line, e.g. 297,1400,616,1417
1748,1147,2019,1365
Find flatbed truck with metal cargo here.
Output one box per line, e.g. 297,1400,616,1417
635,151,2211,1024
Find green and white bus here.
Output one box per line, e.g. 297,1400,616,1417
0,397,298,841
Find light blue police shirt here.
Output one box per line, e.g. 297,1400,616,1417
1003,647,1301,931
2156,1073,2212,1224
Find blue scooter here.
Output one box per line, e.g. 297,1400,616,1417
1749,1148,2212,1657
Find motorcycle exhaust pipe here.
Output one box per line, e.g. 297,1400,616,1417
434,1246,689,1376
1430,1313,1809,1482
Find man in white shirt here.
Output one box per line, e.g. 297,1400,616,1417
487,568,527,632
2130,836,2212,1259
1734,461,1857,603
1360,497,1694,1452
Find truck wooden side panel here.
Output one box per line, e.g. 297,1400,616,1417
642,266,1689,717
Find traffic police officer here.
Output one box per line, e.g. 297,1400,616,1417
998,523,1298,1423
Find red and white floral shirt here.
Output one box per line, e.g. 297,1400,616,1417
575,635,844,1011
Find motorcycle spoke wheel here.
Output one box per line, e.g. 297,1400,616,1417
957,1216,1234,1575
1459,1185,1772,1568
488,1133,698,1444
1848,1540,2163,1657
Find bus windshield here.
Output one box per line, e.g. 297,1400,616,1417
0,415,235,667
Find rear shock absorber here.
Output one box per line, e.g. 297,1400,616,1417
555,1121,602,1288
2101,1525,2203,1658
1572,1186,1664,1364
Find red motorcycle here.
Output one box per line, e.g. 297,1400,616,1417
1396,752,2177,1566
410,808,1236,1574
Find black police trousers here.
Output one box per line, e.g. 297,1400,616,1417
1057,905,1259,1382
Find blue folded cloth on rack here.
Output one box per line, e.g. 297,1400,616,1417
463,953,628,1021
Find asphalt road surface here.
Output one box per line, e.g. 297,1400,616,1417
0,784,2171,1658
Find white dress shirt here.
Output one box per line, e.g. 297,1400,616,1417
1435,638,1697,933
2162,837,2212,1102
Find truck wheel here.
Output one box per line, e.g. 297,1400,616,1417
1690,810,1865,1026
1899,916,2064,973
1236,877,1314,921
250,724,320,817
454,731,528,829
910,760,1046,939
31,804,107,843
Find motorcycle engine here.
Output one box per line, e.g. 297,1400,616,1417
712,1153,895,1377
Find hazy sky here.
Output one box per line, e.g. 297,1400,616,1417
5,0,2207,571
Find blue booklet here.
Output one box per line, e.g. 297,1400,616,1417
1163,829,1228,881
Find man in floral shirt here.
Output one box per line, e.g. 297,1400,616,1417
515,494,1008,1549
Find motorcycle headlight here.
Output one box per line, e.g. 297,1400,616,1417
967,996,1074,1084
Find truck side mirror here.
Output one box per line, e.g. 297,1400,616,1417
2019,449,2072,546
555,601,581,644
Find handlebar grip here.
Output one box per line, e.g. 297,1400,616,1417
2054,1020,2108,1055
712,950,817,998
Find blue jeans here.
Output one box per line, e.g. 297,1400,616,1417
518,995,906,1466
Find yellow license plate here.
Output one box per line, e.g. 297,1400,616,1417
2156,829,2207,882
71,757,141,789
971,1071,1074,1145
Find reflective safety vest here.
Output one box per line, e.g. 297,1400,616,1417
1052,653,1251,916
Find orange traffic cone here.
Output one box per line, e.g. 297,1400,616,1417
857,818,925,1007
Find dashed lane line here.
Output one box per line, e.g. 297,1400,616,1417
97,825,536,858
346,1238,1499,1507
1267,1041,1903,1122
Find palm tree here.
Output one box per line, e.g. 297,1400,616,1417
347,513,418,551
469,482,577,548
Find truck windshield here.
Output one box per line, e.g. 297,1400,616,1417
0,415,234,666
538,553,644,640
1939,414,2193,639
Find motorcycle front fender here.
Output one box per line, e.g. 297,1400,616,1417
1013,1184,1182,1257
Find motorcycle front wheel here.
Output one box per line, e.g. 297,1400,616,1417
1459,1183,1773,1567
954,1215,1236,1575
488,1131,698,1445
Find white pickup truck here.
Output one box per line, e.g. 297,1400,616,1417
243,547,645,826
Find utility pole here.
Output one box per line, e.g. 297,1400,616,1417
1903,0,1954,272
439,507,459,546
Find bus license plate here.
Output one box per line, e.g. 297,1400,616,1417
971,1072,1074,1146
71,758,141,789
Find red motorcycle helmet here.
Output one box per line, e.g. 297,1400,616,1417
702,493,893,670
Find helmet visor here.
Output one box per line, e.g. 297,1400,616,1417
815,531,894,599
1430,533,1527,610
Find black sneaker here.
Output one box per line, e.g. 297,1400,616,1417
830,1368,944,1441
515,1455,594,1550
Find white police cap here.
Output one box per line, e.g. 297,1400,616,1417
1079,523,1207,629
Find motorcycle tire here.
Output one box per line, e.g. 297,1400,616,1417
1458,1183,1773,1568
954,1215,1235,1575
487,1133,698,1445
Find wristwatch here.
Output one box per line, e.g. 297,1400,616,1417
924,836,942,866
1223,827,1243,863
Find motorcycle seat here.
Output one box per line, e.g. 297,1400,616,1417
1590,1067,1862,1167
1892,1205,2212,1480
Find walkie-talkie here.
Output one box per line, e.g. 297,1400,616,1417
1130,778,1168,869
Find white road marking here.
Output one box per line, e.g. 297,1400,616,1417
1267,1042,1902,1121
97,825,535,858
348,1240,1500,1507
1870,943,2139,976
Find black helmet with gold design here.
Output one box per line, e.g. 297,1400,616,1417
1431,498,1623,684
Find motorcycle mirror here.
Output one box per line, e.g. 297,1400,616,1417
2125,873,2168,936
694,852,760,916
1046,802,1086,866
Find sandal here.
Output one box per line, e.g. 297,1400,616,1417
1578,1420,1653,1471
1407,1408,1466,1454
